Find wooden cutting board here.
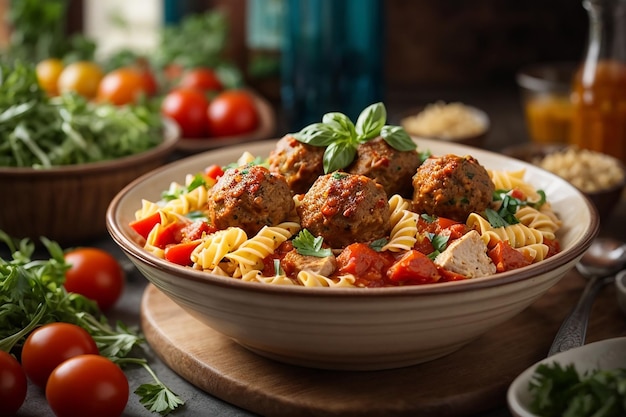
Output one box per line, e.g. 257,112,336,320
140,270,626,417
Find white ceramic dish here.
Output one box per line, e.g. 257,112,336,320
107,138,598,371
507,337,626,417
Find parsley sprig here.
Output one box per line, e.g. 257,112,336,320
292,229,332,257
294,102,417,173
0,231,184,416
529,362,626,417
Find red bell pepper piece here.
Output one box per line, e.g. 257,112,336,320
152,222,182,249
129,212,161,239
164,241,201,266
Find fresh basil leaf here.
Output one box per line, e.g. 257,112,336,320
322,112,356,138
323,141,357,173
484,208,509,228
295,123,339,147
430,234,449,253
381,125,417,151
421,213,437,223
355,102,386,140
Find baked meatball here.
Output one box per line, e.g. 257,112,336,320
411,154,494,222
268,134,325,194
297,172,390,248
348,137,421,198
207,164,294,236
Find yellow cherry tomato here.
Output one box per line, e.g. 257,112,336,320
36,58,65,96
57,61,104,99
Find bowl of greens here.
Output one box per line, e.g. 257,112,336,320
507,337,626,417
0,61,179,244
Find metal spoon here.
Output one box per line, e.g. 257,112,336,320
548,237,626,356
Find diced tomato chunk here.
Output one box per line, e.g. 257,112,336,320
543,238,561,258
336,243,395,287
488,241,532,272
510,189,525,200
204,164,224,181
386,249,441,284
180,221,215,242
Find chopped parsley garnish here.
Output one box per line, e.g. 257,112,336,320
427,233,449,260
421,213,437,223
161,173,207,202
369,238,388,252
292,229,332,257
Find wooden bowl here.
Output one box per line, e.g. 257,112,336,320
176,89,276,153
0,120,179,245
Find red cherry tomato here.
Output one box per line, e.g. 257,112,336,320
46,354,128,417
179,67,222,93
0,351,27,416
206,89,260,137
64,248,125,311
21,322,99,388
161,88,210,138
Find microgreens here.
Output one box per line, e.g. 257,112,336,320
293,102,416,173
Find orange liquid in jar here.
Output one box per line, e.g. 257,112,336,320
524,95,573,144
570,59,626,164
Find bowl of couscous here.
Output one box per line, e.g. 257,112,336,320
399,101,490,148
503,143,626,219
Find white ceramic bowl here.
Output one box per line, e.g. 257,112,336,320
106,138,598,371
507,337,626,417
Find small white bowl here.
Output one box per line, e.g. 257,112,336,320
616,270,626,316
507,337,626,417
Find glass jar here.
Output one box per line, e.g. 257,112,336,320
570,0,626,164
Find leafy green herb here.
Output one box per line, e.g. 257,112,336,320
369,238,388,252
161,174,208,202
530,190,547,208
0,231,184,416
529,362,626,417
292,229,332,257
0,61,163,168
484,208,509,228
420,214,437,223
427,233,449,260
294,102,416,173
